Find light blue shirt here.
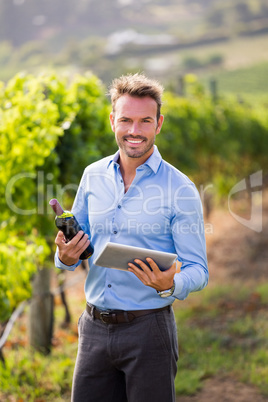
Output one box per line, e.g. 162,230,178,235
55,146,208,310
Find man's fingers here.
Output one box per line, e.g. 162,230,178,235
55,230,66,246
55,230,89,254
75,234,90,255
145,258,159,272
68,231,85,246
55,230,85,247
66,232,89,257
134,258,152,272
128,257,177,291
128,262,148,283
56,230,90,266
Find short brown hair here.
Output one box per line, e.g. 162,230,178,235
109,73,164,121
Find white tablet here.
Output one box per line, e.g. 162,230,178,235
93,242,178,272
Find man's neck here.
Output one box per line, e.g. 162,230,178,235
118,150,153,192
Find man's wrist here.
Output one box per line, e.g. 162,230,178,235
55,248,79,269
157,280,175,298
58,255,79,267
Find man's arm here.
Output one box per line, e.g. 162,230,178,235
170,183,209,299
128,183,208,300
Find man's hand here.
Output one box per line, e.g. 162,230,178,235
128,258,177,292
55,230,90,266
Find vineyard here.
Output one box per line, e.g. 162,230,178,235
0,71,268,400
0,71,114,322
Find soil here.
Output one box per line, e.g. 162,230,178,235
175,191,268,402
177,375,268,402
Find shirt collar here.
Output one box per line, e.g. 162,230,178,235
107,145,162,174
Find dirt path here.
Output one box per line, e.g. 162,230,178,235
205,200,268,287
177,376,268,402
176,193,268,402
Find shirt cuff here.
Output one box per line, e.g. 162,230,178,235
172,274,184,299
54,248,81,271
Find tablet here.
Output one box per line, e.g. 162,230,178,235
93,242,178,272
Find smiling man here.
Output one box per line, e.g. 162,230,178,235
54,73,208,402
111,94,163,158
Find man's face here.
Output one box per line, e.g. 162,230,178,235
109,94,164,161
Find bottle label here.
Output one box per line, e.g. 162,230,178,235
57,211,73,218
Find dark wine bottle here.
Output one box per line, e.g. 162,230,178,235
49,198,94,260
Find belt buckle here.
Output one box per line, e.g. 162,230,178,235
100,311,112,324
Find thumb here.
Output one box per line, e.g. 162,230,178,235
175,260,182,273
55,230,66,245
168,261,177,276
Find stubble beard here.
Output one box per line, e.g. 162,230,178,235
116,135,156,159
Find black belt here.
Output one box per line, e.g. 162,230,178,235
86,303,170,324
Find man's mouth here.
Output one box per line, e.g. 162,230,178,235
125,138,144,144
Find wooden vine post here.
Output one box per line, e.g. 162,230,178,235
29,268,54,354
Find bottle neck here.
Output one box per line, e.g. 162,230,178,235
56,211,73,218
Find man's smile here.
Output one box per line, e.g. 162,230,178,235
125,139,144,144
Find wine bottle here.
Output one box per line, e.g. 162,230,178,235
49,198,94,260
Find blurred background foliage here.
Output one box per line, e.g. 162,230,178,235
0,71,114,320
159,77,268,193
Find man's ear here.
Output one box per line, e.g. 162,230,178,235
109,112,115,132
156,115,164,135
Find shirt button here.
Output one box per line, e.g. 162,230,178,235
108,284,112,288
113,230,117,234
118,205,121,209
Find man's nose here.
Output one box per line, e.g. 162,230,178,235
128,122,140,135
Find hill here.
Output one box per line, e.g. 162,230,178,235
0,0,268,90
1,0,268,47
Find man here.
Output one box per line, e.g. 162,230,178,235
55,73,208,402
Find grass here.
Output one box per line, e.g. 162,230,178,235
1,350,75,401
1,282,268,400
174,284,268,396
0,294,85,401
180,34,268,70
201,62,268,96
177,33,268,97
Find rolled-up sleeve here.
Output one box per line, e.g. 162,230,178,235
171,184,209,300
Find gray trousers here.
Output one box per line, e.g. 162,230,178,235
71,306,178,402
